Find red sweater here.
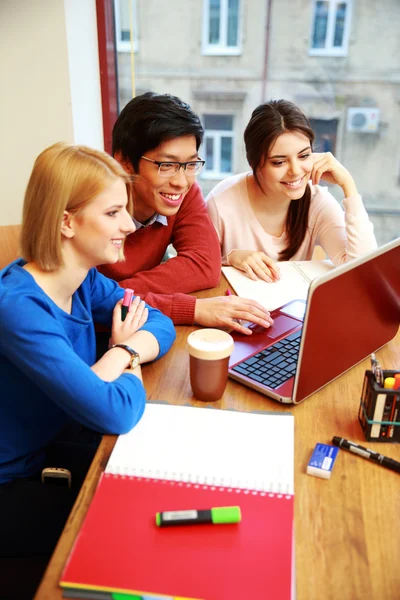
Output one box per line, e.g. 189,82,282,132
98,182,221,325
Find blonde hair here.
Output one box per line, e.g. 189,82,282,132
21,142,133,270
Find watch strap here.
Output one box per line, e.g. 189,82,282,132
109,343,140,369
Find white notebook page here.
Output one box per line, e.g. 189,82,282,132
222,260,334,311
106,403,294,495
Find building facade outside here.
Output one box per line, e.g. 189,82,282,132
115,0,400,245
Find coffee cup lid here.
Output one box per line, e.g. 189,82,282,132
187,329,234,360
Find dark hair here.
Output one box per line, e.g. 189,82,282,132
244,99,315,261
112,92,204,172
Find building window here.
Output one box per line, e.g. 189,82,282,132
202,115,234,179
309,118,338,154
202,0,241,55
114,0,138,52
309,0,351,56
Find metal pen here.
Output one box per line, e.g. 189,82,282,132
332,436,400,474
370,353,383,386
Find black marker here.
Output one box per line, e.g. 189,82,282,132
332,437,400,474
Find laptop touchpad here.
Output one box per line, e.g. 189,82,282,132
263,315,301,339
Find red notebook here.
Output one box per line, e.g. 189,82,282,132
60,404,295,599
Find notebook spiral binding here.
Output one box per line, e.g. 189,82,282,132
104,469,292,496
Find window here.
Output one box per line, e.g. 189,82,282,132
202,115,234,179
114,0,138,52
309,0,351,56
309,118,338,154
202,0,241,55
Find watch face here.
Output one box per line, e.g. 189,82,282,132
130,354,140,369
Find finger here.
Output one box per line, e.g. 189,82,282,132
139,308,148,328
113,297,124,316
226,296,271,318
128,295,141,311
226,317,253,336
251,255,281,282
234,309,274,328
137,307,148,328
130,300,147,323
311,163,324,185
226,301,273,328
242,263,258,281
260,255,280,279
249,261,273,283
312,152,325,164
312,156,333,184
125,296,141,320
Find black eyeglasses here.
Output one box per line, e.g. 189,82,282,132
141,156,205,177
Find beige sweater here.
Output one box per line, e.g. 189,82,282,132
206,172,377,265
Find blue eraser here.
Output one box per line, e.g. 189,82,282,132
307,443,339,479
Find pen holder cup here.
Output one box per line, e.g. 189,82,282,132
358,370,400,443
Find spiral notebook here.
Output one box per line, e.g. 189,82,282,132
61,403,295,599
222,259,334,312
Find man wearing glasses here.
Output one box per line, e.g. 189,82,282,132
99,92,272,334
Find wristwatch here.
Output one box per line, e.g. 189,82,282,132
109,344,140,369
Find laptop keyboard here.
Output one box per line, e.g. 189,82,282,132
231,329,302,389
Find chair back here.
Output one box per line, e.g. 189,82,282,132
0,224,21,269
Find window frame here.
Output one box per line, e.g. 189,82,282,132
114,0,139,53
309,0,352,57
202,114,235,180
202,0,241,56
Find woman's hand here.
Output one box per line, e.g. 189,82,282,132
311,152,358,198
194,295,274,336
227,250,280,282
109,296,148,346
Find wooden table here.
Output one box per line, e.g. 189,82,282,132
35,280,400,600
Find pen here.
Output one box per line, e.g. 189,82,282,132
370,353,383,386
332,437,400,474
156,506,241,527
121,288,134,321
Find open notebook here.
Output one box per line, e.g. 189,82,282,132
61,403,295,600
222,259,334,311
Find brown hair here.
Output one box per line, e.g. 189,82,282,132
21,142,133,270
244,100,315,261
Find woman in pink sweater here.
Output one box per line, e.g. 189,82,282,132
207,100,377,282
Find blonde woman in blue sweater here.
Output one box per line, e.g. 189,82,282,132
0,143,175,596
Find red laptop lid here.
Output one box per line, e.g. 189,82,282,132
293,238,400,403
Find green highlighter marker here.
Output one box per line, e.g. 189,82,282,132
156,506,241,527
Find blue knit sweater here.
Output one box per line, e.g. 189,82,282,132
0,260,176,483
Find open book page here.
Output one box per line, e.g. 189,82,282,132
106,403,294,495
222,260,334,311
292,259,334,283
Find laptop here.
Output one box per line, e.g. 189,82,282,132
228,237,400,404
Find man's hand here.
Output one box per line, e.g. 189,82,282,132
227,250,280,282
194,296,274,336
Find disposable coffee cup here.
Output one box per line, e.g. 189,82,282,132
187,329,234,402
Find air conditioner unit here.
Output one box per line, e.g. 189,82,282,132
347,108,380,133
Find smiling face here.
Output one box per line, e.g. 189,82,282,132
67,178,135,269
257,131,313,202
122,135,199,222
